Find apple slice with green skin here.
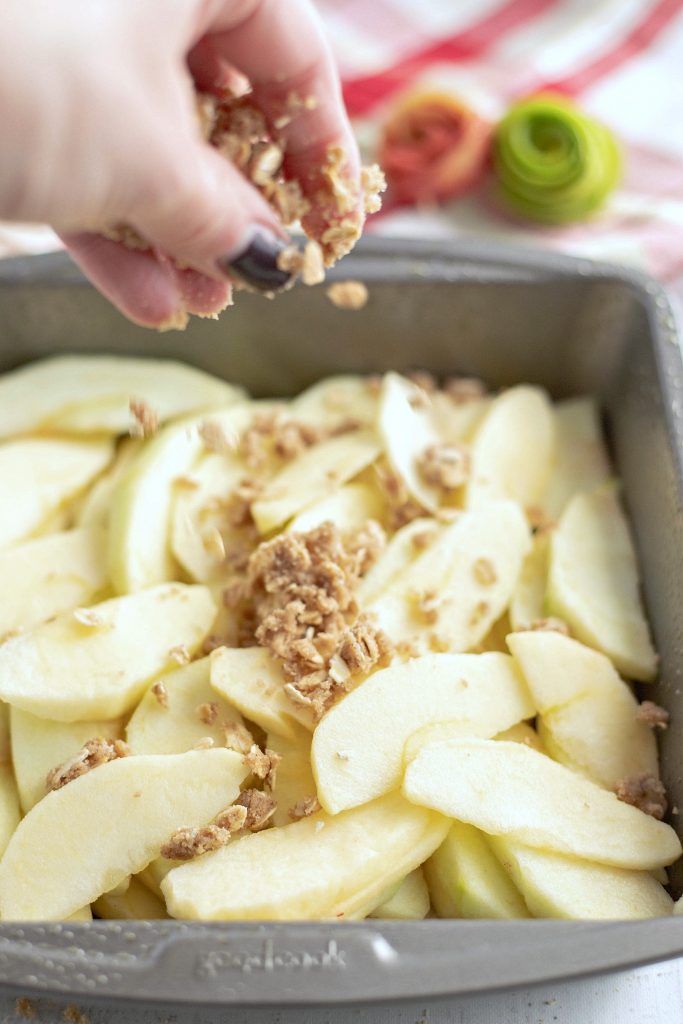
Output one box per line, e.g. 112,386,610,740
0,354,244,438
289,375,379,430
0,527,109,639
509,532,549,630
251,430,380,535
507,631,658,789
76,439,141,529
357,517,443,605
266,726,318,827
288,481,384,535
424,821,530,919
489,837,673,919
11,707,123,812
367,500,531,654
541,397,610,519
403,737,681,870
0,438,113,549
547,486,657,681
0,763,20,859
378,372,442,512
210,646,313,739
126,657,243,755
466,385,555,510
93,878,169,920
0,583,216,721
312,652,534,814
162,791,449,920
0,748,248,921
369,868,430,920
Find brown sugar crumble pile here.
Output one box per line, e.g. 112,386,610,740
615,772,668,820
234,789,277,831
417,442,471,491
636,700,670,730
46,738,130,792
289,796,322,820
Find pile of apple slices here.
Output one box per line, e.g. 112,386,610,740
0,355,678,923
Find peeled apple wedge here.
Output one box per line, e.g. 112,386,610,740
0,354,244,437
367,500,531,653
126,657,243,755
507,631,658,788
429,392,491,445
0,748,248,921
541,397,610,519
357,517,442,605
312,652,534,814
76,439,141,529
369,868,430,920
93,878,169,920
67,906,93,922
163,792,449,920
489,837,673,919
11,707,123,812
0,703,9,765
509,532,549,630
466,385,555,510
547,487,657,681
0,438,113,548
0,763,20,860
251,430,380,534
403,738,681,870
0,583,216,721
0,528,109,639
378,372,442,512
266,727,318,827
210,646,312,739
137,857,179,900
424,821,530,919
288,482,384,535
494,721,544,753
289,375,379,430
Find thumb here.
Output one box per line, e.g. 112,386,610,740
126,140,293,293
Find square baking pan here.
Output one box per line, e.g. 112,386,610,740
0,238,682,1008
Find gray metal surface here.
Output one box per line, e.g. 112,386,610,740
0,239,682,1008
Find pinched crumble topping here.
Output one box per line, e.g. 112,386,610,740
636,700,670,730
215,804,249,832
198,419,237,454
224,720,254,754
160,823,232,861
196,701,218,725
235,788,277,831
129,397,159,438
615,772,668,820
239,409,361,470
169,643,191,665
289,796,322,820
375,463,424,530
277,240,326,286
46,738,129,792
243,745,282,788
472,557,497,586
529,617,570,636
152,681,169,708
417,443,470,491
326,281,369,310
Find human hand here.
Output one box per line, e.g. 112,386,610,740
0,0,361,327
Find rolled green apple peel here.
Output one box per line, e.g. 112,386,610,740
493,94,621,223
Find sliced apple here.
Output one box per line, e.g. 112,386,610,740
0,703,9,765
403,737,681,870
0,583,216,721
429,392,491,445
0,438,113,548
67,906,93,921
126,657,243,755
0,763,20,859
0,355,244,437
266,726,318,827
377,372,442,512
137,857,179,900
289,375,379,430
466,385,555,510
76,439,141,529
251,430,380,534
0,527,109,639
312,652,534,814
288,482,384,535
357,517,442,605
424,821,530,919
507,631,658,789
210,646,313,739
369,868,430,920
476,613,511,653
547,487,657,681
489,837,672,919
0,748,247,921
509,532,549,630
93,878,169,920
541,397,611,519
367,500,530,653
494,721,544,753
11,707,123,813
162,791,449,920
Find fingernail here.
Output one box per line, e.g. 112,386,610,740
218,229,293,293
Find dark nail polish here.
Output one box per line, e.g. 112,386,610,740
220,230,293,293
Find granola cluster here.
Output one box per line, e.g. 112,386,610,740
46,737,130,793
615,772,668,820
417,442,471,491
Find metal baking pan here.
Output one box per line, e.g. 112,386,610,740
0,238,682,1007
